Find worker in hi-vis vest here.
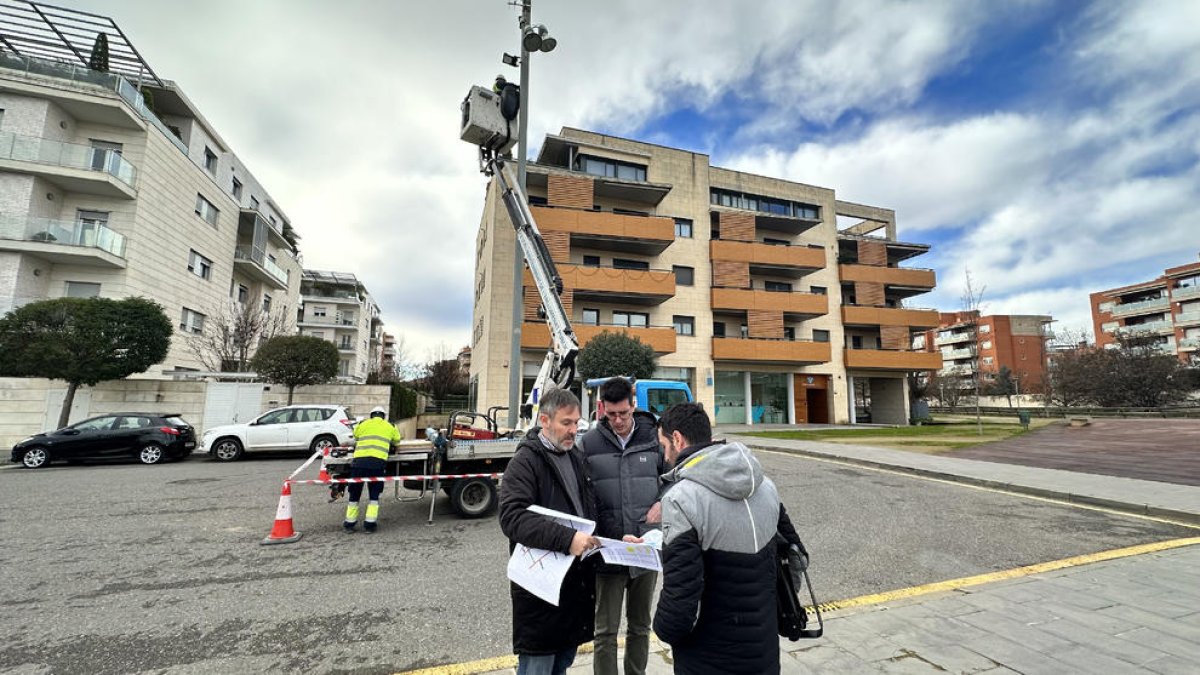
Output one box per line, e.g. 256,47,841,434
344,406,402,533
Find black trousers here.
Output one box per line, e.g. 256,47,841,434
348,457,386,502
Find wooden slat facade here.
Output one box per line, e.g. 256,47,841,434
547,174,594,209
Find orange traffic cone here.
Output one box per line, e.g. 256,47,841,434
318,447,331,483
261,482,303,545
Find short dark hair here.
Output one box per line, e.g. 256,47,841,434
657,402,711,447
538,387,580,420
597,377,634,406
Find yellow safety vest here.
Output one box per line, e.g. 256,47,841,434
352,417,401,461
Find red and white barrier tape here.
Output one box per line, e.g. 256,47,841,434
287,450,325,480
288,472,503,486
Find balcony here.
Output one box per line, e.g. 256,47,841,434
233,245,289,290
712,337,831,364
939,364,976,376
1173,285,1200,301
844,348,943,371
839,264,936,298
942,347,974,361
526,264,675,305
1175,311,1200,327
0,131,137,198
710,240,825,278
837,233,930,264
1179,338,1200,352
711,288,828,317
1118,320,1174,336
521,322,676,354
1110,296,1170,318
0,216,126,267
238,210,290,249
532,206,674,255
711,207,821,236
842,305,940,329
935,332,973,346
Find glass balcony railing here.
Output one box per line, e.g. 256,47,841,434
1179,337,1200,351
1175,311,1200,326
1118,320,1173,335
0,131,137,187
0,215,126,257
234,245,288,286
942,348,974,360
1110,296,1169,317
1172,285,1200,301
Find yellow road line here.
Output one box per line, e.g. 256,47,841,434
395,537,1200,675
754,447,1200,530
816,536,1200,613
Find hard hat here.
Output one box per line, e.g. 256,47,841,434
370,406,387,418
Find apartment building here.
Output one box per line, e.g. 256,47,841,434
1090,256,1200,364
919,313,1053,390
380,332,397,375
470,128,941,426
297,270,382,383
0,7,301,377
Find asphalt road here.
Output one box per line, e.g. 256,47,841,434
0,448,1193,674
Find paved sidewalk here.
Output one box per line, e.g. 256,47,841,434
730,435,1200,525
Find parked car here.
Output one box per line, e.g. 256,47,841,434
10,413,197,469
201,404,355,461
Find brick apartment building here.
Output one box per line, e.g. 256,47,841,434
1090,256,1200,364
469,127,942,426
918,313,1053,391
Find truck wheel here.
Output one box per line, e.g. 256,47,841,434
450,478,497,518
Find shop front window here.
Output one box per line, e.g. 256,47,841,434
714,371,746,425
751,372,788,424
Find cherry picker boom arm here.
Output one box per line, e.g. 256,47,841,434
491,157,579,424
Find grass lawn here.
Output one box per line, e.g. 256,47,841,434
743,418,1055,454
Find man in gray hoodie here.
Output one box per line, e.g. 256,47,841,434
653,402,800,675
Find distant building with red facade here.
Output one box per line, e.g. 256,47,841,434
917,312,1053,389
1090,256,1200,365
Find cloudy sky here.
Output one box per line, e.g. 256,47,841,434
71,0,1198,355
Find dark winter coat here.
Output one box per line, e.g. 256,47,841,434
498,427,598,655
579,411,664,575
652,440,797,675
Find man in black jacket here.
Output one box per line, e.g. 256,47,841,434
499,388,600,675
652,402,802,675
580,377,663,675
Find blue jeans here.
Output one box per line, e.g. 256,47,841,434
516,648,577,675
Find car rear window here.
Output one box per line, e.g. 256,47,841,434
164,416,190,427
319,408,335,420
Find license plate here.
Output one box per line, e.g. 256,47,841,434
185,442,196,448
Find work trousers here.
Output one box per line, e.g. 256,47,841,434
593,571,657,675
347,457,386,502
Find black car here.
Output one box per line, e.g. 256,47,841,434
10,413,197,469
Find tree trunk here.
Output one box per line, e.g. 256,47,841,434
287,385,295,405
58,381,79,429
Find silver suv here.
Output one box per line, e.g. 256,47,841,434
201,405,355,461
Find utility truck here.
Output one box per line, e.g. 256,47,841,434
325,83,691,519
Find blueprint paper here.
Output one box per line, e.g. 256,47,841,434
506,506,596,606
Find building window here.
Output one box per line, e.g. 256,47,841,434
674,218,693,238
981,340,993,350
713,322,725,337
195,194,219,226
740,324,748,338
784,326,796,340
979,324,991,333
572,154,647,181
262,293,272,313
231,177,243,199
234,284,248,304
583,255,601,267
529,195,548,205
673,315,695,336
851,335,863,349
188,250,213,280
180,307,206,334
763,237,790,246
709,188,820,220
982,356,994,366
810,286,827,295
65,281,100,298
313,306,327,317
813,329,830,342
250,196,260,210
203,147,218,174
614,311,649,328
613,258,649,270
765,281,792,292
74,209,109,246
673,266,694,286
582,309,599,325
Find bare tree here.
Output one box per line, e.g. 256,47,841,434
420,343,468,400
961,269,986,435
190,299,290,373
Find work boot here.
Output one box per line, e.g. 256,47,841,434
364,522,377,533
343,521,357,533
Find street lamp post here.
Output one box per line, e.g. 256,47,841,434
505,0,556,429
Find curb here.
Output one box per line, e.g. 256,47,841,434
742,440,1200,527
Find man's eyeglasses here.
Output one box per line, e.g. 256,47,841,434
604,409,633,419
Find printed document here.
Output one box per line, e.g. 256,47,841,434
506,506,595,606
586,536,662,572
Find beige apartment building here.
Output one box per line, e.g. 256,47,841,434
470,128,941,425
298,270,383,383
0,12,301,377
1090,256,1200,364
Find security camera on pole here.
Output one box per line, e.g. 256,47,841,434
505,0,557,430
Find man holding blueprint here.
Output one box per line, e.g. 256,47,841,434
498,388,600,675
